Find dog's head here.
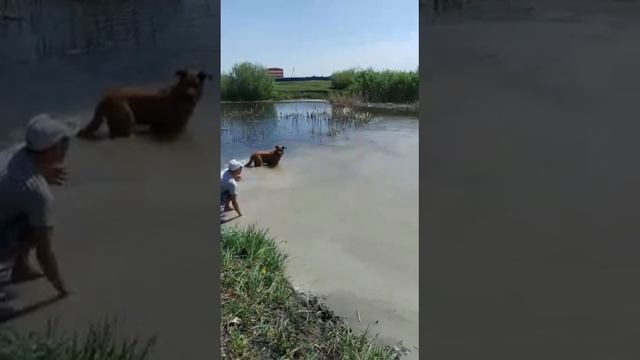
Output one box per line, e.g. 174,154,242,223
173,69,213,104
274,144,286,156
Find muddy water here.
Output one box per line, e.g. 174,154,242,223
423,1,640,358
0,1,219,359
221,102,420,358
221,101,371,162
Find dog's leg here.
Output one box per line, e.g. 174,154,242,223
107,102,136,138
245,155,256,168
77,102,107,137
254,156,263,167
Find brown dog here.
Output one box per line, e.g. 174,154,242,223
245,145,286,168
76,69,212,139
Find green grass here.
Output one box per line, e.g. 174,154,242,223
274,80,334,100
221,226,405,359
330,69,357,90
273,70,419,103
0,319,156,360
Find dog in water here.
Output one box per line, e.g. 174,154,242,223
245,145,286,168
76,69,212,139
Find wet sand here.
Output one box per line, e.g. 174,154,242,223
424,0,640,358
222,119,419,358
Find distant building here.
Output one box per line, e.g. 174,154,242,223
267,67,284,79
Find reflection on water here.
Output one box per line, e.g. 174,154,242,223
221,101,416,165
0,0,216,140
0,0,215,67
222,102,333,146
221,101,371,146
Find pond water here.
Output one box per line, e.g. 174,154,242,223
0,0,217,142
221,101,410,164
221,100,420,358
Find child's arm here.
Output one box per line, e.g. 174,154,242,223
231,195,242,217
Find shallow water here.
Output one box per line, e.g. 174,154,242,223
221,101,384,164
0,0,217,141
424,3,640,358
0,1,219,358
221,102,420,358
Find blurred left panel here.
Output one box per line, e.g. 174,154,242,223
0,0,220,359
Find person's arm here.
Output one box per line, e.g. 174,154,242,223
29,227,69,297
41,164,68,186
230,194,242,217
24,177,69,296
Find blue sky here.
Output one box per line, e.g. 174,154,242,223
221,0,418,76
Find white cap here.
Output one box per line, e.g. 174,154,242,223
228,159,243,171
25,113,70,151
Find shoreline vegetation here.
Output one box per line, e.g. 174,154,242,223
221,62,419,115
221,226,409,359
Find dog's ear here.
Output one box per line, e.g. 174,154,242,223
175,69,188,79
198,71,213,81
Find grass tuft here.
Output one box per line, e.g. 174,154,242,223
0,318,156,360
274,80,333,100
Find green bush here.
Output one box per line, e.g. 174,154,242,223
330,69,356,90
351,69,419,103
221,62,275,101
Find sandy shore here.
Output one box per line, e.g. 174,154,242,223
222,119,419,358
423,1,640,358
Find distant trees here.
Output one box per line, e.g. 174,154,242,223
221,62,419,103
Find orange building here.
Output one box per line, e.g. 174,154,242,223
267,67,284,79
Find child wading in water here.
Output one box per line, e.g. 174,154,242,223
220,159,243,217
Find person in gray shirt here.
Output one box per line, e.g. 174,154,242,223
0,114,71,297
220,159,243,217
